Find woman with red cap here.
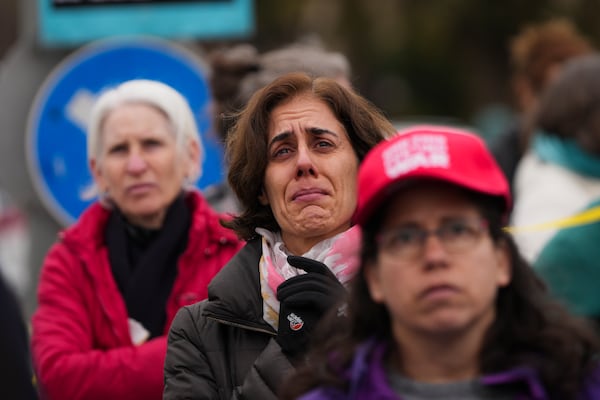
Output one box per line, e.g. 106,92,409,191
280,125,600,400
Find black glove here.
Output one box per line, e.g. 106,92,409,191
276,256,346,358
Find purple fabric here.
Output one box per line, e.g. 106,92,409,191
298,338,600,400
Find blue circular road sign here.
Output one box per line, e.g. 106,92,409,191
27,37,223,226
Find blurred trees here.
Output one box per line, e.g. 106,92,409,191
2,0,600,127
250,0,600,127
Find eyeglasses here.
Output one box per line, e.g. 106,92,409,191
376,217,489,261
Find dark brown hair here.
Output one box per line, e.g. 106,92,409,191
222,72,396,240
535,54,600,155
509,19,594,150
511,18,593,98
280,188,600,400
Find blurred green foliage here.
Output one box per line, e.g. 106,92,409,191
250,0,600,130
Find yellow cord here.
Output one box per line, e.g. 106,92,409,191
505,205,600,233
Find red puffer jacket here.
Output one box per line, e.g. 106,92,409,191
32,191,243,400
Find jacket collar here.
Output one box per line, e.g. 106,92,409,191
346,338,551,400
204,239,275,334
60,191,238,254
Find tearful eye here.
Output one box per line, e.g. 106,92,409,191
272,147,292,158
315,140,333,148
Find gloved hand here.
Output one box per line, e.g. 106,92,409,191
276,256,346,359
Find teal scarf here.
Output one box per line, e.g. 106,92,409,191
533,133,600,178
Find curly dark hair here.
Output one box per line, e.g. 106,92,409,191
222,72,396,240
280,190,600,400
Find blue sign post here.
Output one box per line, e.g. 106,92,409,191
26,37,223,226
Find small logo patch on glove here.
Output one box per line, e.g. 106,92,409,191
287,312,304,331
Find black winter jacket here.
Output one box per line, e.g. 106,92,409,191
164,239,295,400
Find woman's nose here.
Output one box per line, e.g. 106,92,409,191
295,145,317,177
421,234,448,267
126,152,147,174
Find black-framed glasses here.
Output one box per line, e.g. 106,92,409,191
376,217,489,261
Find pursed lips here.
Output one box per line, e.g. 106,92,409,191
291,187,329,201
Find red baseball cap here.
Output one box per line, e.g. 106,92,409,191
353,125,511,226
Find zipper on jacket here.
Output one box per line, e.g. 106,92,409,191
206,315,276,336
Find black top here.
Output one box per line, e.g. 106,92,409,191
106,194,191,338
0,274,38,399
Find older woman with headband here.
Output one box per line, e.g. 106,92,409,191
281,125,600,400
31,79,243,400
163,72,396,399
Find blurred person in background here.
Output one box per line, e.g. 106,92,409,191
533,197,600,330
281,125,600,400
490,18,593,193
515,54,600,327
0,273,37,399
31,79,243,400
0,191,30,300
511,54,600,262
163,72,396,399
204,40,352,214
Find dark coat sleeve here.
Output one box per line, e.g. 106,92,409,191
164,302,221,400
0,276,38,400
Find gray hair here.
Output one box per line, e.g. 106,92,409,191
87,79,204,182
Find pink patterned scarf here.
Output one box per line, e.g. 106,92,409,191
257,225,361,329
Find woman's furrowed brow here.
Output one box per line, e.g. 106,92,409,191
308,127,338,137
268,127,338,150
268,131,292,148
